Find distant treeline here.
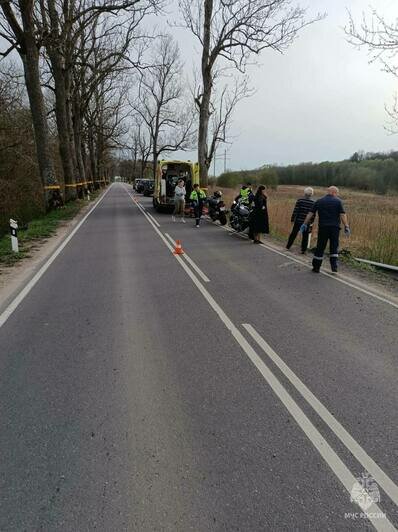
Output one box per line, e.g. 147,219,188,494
217,151,398,194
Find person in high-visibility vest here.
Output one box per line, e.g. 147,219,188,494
190,184,207,227
235,182,254,205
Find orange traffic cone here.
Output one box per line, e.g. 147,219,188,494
173,239,184,255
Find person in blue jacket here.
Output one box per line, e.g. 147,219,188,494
301,186,350,273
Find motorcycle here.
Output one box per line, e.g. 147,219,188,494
208,192,228,225
229,198,252,232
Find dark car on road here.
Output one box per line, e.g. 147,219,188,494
143,179,155,197
135,178,153,195
134,179,144,193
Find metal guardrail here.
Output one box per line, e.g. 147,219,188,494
354,257,398,272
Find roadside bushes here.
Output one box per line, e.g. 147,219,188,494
0,75,45,236
270,157,398,194
218,153,398,194
218,167,279,189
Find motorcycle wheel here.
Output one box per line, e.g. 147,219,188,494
230,219,241,232
219,213,227,225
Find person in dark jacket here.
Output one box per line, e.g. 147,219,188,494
301,185,350,273
286,187,314,253
249,185,269,243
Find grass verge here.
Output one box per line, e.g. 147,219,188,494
0,193,101,267
211,185,398,267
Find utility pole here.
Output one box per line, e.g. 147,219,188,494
211,148,230,179
223,149,231,173
212,149,224,179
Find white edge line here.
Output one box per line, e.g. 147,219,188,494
0,185,112,329
125,187,395,532
242,323,398,508
146,210,161,227
124,187,210,283
164,233,210,283
214,222,398,309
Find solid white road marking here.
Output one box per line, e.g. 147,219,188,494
145,211,160,227
0,185,112,330
242,323,398,508
126,188,396,531
124,187,210,283
214,220,398,309
164,233,210,283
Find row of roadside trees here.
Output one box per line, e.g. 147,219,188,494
1,0,320,213
0,0,161,209
4,1,397,225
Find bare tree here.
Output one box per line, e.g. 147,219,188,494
206,76,252,171
130,35,195,178
36,0,157,199
179,0,322,186
0,0,159,203
346,9,398,132
0,0,58,202
129,117,153,179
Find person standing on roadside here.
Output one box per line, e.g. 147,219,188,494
286,187,315,254
235,182,254,205
190,183,207,227
301,185,350,273
249,185,269,243
172,178,186,223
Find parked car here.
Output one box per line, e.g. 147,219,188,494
134,179,144,192
143,179,155,196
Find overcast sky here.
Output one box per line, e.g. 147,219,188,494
153,0,398,174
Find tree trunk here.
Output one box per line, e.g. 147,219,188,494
97,131,104,186
21,39,57,207
49,51,77,201
198,80,211,188
82,142,92,188
152,144,158,180
65,72,81,196
88,132,98,188
72,94,87,191
45,0,76,201
1,1,58,208
198,0,213,188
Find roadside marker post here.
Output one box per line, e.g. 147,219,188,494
9,219,19,253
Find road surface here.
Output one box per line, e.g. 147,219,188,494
0,183,397,531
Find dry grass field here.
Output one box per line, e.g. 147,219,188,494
210,185,398,266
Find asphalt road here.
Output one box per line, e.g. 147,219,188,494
0,183,397,531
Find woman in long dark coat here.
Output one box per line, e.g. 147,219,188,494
250,185,269,243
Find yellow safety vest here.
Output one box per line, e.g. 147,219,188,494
190,189,206,201
240,188,250,202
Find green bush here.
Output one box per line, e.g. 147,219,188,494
218,152,398,194
218,167,279,189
